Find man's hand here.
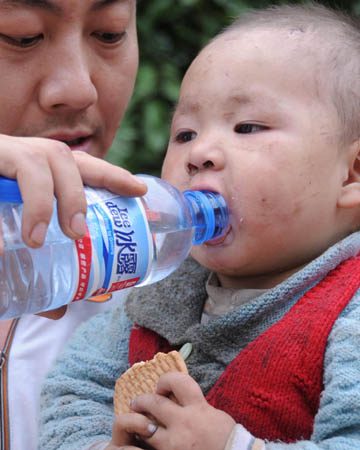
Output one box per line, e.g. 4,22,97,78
0,134,146,253
0,134,147,320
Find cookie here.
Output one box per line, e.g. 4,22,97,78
113,350,188,415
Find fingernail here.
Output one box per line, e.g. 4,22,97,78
148,424,158,436
70,212,86,237
30,222,48,245
130,399,135,409
134,177,147,187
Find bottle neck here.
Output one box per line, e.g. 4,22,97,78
0,176,23,203
183,190,229,245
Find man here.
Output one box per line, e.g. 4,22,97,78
0,0,144,448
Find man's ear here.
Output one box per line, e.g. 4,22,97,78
338,139,360,209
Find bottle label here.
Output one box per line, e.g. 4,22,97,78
70,190,152,302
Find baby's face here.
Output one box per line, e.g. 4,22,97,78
162,28,354,289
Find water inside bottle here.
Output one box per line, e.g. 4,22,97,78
0,202,78,318
135,209,194,287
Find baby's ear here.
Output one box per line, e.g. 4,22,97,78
338,139,360,209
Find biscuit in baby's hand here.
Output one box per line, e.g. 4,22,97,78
113,350,188,415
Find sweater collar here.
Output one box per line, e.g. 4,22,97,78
125,257,209,344
125,232,360,349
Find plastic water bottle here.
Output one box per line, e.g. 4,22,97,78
0,174,229,319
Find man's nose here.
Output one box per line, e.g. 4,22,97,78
38,42,98,112
185,137,225,175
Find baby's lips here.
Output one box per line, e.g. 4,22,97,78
205,224,232,246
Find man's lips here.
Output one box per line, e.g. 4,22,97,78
46,132,93,148
58,136,90,147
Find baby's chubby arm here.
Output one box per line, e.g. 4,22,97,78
0,134,146,252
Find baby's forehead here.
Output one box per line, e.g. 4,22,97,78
204,26,328,85
212,26,319,55
181,27,335,116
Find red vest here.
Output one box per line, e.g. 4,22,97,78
129,255,360,443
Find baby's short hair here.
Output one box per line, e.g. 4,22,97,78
218,3,360,145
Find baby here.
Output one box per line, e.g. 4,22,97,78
40,3,360,450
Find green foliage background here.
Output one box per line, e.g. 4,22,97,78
106,0,359,176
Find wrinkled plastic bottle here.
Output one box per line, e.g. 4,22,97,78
0,174,229,319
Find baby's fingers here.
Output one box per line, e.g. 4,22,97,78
156,372,205,406
112,413,157,446
130,393,178,429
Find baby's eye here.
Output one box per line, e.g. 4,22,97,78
175,130,197,143
0,34,43,48
92,31,127,44
234,123,267,134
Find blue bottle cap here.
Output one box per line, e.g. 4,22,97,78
184,190,229,245
0,176,23,203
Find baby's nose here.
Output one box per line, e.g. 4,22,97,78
187,160,215,175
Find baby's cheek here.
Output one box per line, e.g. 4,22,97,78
161,163,187,190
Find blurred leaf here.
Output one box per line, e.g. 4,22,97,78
135,65,158,100
144,100,170,152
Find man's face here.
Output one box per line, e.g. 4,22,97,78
0,0,138,158
162,29,352,289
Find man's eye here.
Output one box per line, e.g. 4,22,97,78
234,123,267,134
0,34,43,48
93,31,127,44
175,131,197,143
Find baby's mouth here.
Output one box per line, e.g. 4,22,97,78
204,224,232,246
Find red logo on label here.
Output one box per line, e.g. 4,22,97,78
108,278,140,292
90,288,107,297
71,227,92,302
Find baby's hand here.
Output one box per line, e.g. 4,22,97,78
129,372,236,450
109,410,158,449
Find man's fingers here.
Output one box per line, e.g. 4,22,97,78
14,143,56,247
0,136,88,246
0,135,146,251
47,143,88,240
73,151,147,197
